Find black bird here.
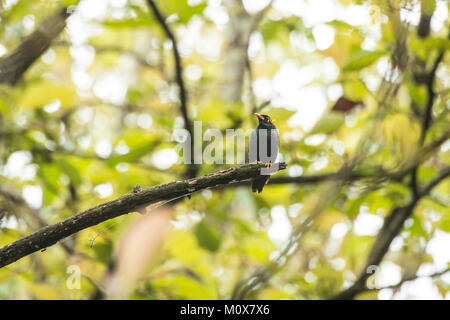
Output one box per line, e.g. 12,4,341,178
249,113,279,193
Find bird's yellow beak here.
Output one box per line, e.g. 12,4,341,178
254,113,264,120
271,119,275,124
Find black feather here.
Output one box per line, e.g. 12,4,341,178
249,114,279,193
251,175,271,193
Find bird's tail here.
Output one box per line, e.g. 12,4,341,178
251,175,271,193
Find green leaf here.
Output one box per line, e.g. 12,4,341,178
0,228,22,246
0,97,8,113
103,17,154,29
91,242,113,265
62,0,80,6
342,78,369,101
19,80,76,109
27,283,62,300
407,215,427,237
160,0,206,24
440,216,450,232
407,81,427,107
410,37,449,60
260,17,302,44
57,159,82,187
310,112,345,134
262,107,296,124
343,50,385,71
152,275,215,299
194,221,221,252
107,141,159,166
38,163,62,195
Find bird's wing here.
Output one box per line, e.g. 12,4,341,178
269,128,279,164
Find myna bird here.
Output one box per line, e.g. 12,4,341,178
249,113,279,193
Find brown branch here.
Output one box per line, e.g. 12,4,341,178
412,38,445,206
0,163,287,269
269,132,448,186
269,172,364,185
332,166,450,300
146,0,197,179
417,0,436,38
217,131,448,193
222,0,269,103
420,50,445,144
0,7,72,85
367,267,450,292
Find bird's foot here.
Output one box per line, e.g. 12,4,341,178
264,162,272,168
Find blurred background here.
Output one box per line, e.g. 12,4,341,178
0,0,449,299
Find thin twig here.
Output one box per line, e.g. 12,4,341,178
366,267,450,292
420,51,445,144
332,166,450,300
146,0,197,179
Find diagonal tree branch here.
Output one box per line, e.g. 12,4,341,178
248,130,448,187
332,166,450,300
0,7,72,85
333,41,450,299
420,50,445,144
0,163,287,269
146,0,197,179
411,39,445,224
366,267,450,292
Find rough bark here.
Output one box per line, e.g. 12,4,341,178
221,0,261,102
0,8,70,85
146,0,198,179
0,163,286,269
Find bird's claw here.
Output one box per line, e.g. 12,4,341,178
256,161,272,168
